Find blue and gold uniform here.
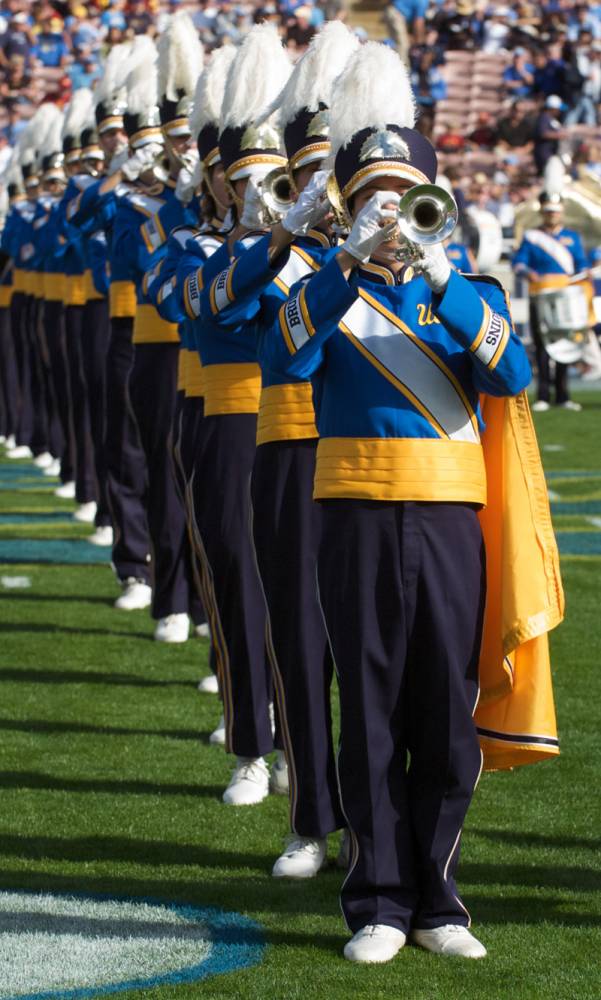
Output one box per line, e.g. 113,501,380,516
513,207,589,405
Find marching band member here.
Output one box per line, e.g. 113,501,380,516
0,182,18,452
69,41,153,610
176,24,292,804
1,162,31,459
147,44,236,710
112,28,203,642
513,192,588,412
35,108,70,483
198,21,359,874
263,42,532,962
58,91,99,524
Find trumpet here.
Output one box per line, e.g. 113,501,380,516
394,184,458,263
259,166,295,224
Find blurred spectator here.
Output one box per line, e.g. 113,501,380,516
68,53,101,90
482,5,513,53
0,11,33,68
533,94,566,175
497,100,536,150
1,99,28,143
502,48,535,97
436,119,466,154
564,40,601,124
411,50,447,110
468,111,498,149
532,46,565,98
31,17,69,68
384,0,429,63
126,0,156,37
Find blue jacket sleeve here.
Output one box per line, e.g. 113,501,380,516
200,234,280,327
432,270,531,396
512,237,533,274
88,229,109,297
570,232,588,274
261,255,355,380
177,239,230,322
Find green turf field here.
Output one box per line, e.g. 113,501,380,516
1,393,600,1000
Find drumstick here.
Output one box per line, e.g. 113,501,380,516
566,264,601,285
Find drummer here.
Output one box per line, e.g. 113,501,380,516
513,192,589,411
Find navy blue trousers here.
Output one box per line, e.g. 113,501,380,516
318,500,485,934
11,293,35,447
172,391,208,629
43,300,75,483
81,298,111,527
192,412,273,758
64,304,96,502
129,342,201,621
104,317,151,584
251,439,343,837
33,297,62,460
0,306,19,439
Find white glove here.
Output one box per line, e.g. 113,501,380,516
239,177,265,229
412,242,451,293
121,142,164,181
175,165,198,205
342,191,401,263
108,146,129,176
281,169,329,236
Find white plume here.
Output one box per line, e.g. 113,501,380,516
266,21,359,127
190,45,236,139
126,36,159,115
544,155,567,197
157,11,204,101
62,88,94,141
220,24,292,133
93,42,131,107
329,42,416,155
39,105,64,157
21,103,63,157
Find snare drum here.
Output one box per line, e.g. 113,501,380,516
534,284,589,363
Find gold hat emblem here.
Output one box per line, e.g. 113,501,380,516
306,110,330,138
241,123,281,151
359,130,410,163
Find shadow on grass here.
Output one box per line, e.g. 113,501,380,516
472,826,601,853
0,668,195,688
0,718,203,741
0,866,598,938
0,771,223,799
3,593,116,606
1,623,153,641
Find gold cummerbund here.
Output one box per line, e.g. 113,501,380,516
44,273,66,301
314,438,487,503
32,273,44,298
22,272,34,296
109,280,137,318
12,269,25,293
0,286,13,308
84,269,104,302
65,274,86,306
257,382,318,446
177,348,188,392
186,351,204,398
132,303,179,344
202,362,261,416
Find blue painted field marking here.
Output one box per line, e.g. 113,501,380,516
0,513,74,524
551,501,601,516
546,471,601,479
0,540,110,565
556,532,601,556
0,888,265,1000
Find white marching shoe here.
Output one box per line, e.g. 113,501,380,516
114,577,152,611
55,480,76,499
269,750,289,796
7,445,32,459
197,674,219,694
5,435,15,449
344,925,406,964
223,756,269,805
43,458,61,477
33,451,54,469
209,714,226,745
194,623,210,639
154,613,190,643
411,925,487,959
272,836,327,879
73,501,97,523
88,525,114,547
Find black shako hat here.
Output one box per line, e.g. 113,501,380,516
160,90,192,139
219,123,286,184
284,105,330,174
95,99,124,134
334,125,438,202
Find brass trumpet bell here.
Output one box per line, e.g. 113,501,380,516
259,166,295,223
397,184,458,246
325,173,351,232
